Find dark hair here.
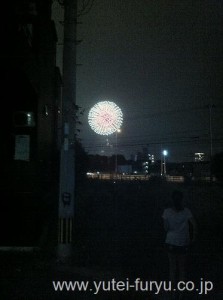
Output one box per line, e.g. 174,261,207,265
172,190,184,211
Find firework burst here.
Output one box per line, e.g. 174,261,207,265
88,101,123,135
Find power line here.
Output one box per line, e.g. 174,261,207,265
80,126,223,142
83,137,223,150
79,104,223,125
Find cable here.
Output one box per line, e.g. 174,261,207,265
83,137,223,150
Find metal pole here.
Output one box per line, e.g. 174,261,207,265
209,104,213,158
209,103,213,183
160,144,163,176
115,131,117,175
164,154,166,175
57,0,77,260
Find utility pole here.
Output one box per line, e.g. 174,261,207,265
57,0,77,260
208,102,215,183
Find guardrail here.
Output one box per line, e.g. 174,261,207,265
87,173,150,181
165,175,185,183
86,173,216,183
87,173,187,182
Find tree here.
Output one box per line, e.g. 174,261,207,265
75,138,89,185
75,105,89,185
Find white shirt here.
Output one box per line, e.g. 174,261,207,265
162,207,193,246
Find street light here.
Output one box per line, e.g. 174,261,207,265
162,150,168,176
115,128,121,175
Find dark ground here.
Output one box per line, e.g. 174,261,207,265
0,180,223,299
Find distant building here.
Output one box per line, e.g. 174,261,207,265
195,152,205,162
142,161,149,174
148,154,155,164
2,0,61,187
131,154,137,162
131,147,155,174
142,147,148,160
136,151,143,161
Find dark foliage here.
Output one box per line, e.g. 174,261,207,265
75,139,89,186
212,152,223,181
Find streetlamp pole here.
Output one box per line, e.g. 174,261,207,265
208,103,214,158
162,150,168,176
115,129,121,176
163,153,166,175
160,144,163,176
208,102,215,183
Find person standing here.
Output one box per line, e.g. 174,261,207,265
162,190,197,299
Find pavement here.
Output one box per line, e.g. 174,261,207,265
0,243,222,300
1,181,223,299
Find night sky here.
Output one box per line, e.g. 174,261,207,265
54,0,223,162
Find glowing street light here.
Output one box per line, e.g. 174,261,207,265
163,150,168,156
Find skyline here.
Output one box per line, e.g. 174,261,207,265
53,0,223,162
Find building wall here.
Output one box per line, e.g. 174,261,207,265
1,0,61,189
0,0,62,246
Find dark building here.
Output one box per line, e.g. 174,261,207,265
1,1,61,246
